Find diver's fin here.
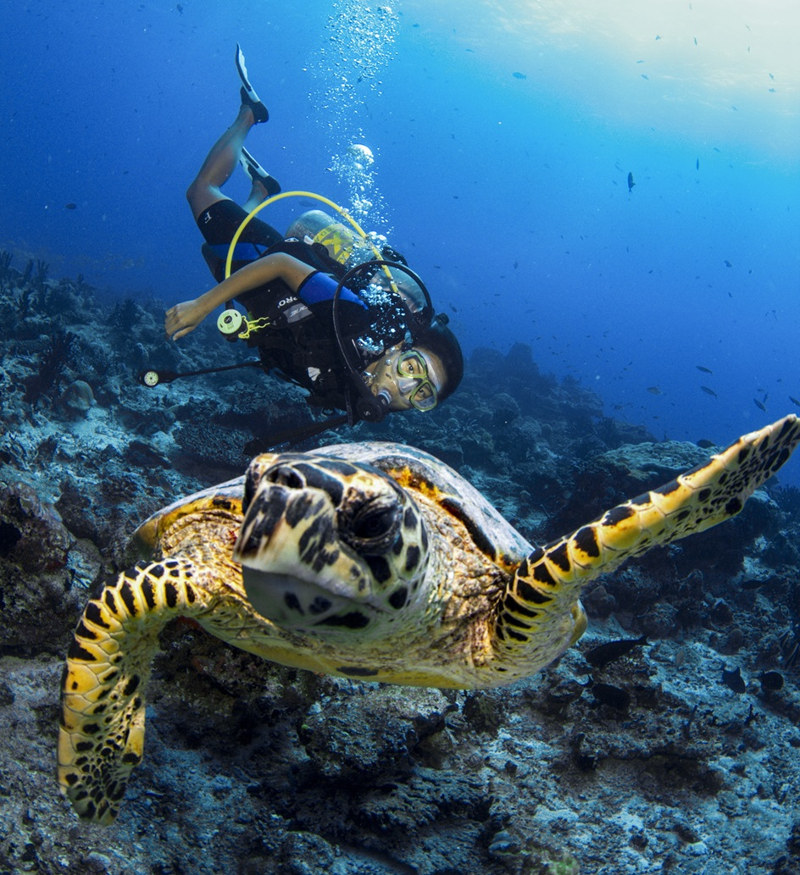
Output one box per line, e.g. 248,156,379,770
235,43,268,124
240,146,281,196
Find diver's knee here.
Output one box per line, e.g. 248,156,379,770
186,179,222,218
186,178,204,206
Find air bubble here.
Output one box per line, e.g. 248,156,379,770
307,0,399,233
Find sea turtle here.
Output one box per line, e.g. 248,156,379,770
58,415,800,823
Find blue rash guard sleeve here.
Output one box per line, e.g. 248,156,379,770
298,271,367,309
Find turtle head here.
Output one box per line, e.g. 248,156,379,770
233,453,430,639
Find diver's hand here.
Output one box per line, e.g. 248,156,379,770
165,299,210,341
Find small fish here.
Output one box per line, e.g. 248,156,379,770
724,259,732,267
646,386,663,395
627,172,635,192
591,682,631,710
512,71,527,80
585,635,648,669
754,398,766,412
740,578,770,590
701,386,717,398
721,666,746,694
696,439,715,449
696,365,713,374
65,202,77,210
759,671,783,692
696,158,700,170
789,396,800,407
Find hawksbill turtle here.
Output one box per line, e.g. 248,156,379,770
58,415,800,823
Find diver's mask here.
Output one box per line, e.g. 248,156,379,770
367,348,441,412
331,259,438,422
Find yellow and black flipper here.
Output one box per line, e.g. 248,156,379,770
497,415,800,660
57,559,214,824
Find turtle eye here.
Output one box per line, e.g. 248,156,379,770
339,496,400,553
353,502,397,540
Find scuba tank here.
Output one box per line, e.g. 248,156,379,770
285,210,356,265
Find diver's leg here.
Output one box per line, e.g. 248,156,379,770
186,106,258,219
240,146,281,211
187,45,274,219
242,182,269,213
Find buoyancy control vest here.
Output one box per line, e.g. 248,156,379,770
231,237,373,412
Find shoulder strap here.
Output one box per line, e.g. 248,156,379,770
267,238,347,278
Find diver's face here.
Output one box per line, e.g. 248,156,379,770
365,346,443,412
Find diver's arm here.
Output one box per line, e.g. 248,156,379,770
165,253,315,340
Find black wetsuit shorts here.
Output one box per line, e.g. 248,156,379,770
196,199,283,281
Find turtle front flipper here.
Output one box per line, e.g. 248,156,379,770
497,415,800,659
58,558,210,824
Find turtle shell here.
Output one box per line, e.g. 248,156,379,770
130,476,245,557
130,442,532,570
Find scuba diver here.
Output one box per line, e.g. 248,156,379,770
165,44,462,428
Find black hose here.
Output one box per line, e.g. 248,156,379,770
138,360,262,387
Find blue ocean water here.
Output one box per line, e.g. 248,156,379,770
2,0,799,481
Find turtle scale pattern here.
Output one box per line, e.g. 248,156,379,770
58,415,800,823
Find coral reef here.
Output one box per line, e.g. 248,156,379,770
0,259,799,873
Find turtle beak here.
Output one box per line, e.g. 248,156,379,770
233,478,375,630
240,567,334,627
238,566,371,631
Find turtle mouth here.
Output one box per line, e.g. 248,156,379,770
242,567,371,631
